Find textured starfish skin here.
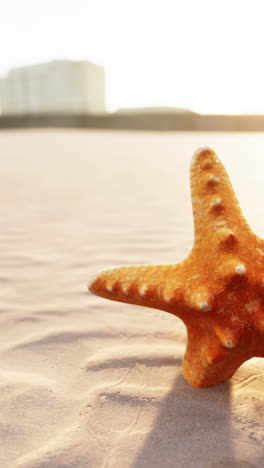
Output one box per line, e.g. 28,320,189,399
89,148,264,389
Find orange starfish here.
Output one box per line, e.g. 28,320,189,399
89,148,264,389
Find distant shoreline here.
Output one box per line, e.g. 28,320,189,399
2,112,264,131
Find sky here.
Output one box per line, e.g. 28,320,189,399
1,0,264,113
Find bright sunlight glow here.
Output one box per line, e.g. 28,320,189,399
1,0,264,113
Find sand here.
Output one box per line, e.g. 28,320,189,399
0,128,264,467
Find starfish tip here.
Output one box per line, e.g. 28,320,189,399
87,266,112,294
191,146,216,167
88,274,97,293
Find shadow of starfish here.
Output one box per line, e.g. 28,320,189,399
132,374,234,468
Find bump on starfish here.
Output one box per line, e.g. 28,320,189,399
89,147,264,389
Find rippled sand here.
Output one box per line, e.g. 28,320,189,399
1,129,264,467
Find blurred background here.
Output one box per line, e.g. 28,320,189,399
1,0,264,130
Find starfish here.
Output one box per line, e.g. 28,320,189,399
89,148,264,389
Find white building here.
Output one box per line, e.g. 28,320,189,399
0,60,105,114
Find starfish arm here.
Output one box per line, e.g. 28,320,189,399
89,264,185,314
182,323,263,388
190,147,253,251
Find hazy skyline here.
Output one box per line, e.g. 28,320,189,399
1,0,264,114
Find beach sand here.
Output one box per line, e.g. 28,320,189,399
1,129,264,467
